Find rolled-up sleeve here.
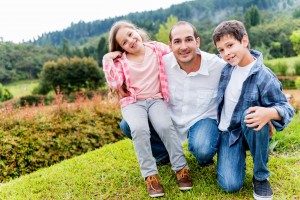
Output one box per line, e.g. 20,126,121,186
103,59,125,89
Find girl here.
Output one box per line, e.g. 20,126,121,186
102,20,192,198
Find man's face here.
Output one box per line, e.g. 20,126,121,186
169,24,200,66
215,34,249,67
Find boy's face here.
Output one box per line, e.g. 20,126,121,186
215,34,250,67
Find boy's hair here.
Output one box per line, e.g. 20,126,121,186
169,21,198,41
212,20,250,49
108,20,149,52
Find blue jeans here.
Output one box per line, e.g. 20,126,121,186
217,111,270,193
120,117,220,165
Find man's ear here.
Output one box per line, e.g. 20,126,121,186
168,41,172,49
196,37,200,48
242,35,249,48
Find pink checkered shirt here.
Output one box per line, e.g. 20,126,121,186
103,41,170,107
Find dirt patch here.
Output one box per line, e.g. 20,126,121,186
284,89,300,111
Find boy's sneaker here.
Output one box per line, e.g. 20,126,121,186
176,166,192,190
145,175,164,198
252,176,273,200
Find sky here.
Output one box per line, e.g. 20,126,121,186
0,0,188,43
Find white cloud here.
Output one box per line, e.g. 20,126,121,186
0,0,187,43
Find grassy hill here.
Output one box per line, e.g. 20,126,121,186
0,115,299,199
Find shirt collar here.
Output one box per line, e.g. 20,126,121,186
170,48,209,76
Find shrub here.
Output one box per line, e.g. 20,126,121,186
0,84,13,102
264,60,277,74
279,78,296,89
19,95,54,106
294,60,300,75
0,94,123,182
295,77,300,89
275,61,288,76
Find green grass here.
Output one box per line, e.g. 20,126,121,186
0,115,299,199
5,80,39,98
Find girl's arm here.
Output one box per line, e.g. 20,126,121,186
102,51,125,89
155,41,171,56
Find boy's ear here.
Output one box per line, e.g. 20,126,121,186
242,35,249,48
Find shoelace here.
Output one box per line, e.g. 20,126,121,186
177,168,189,179
146,176,159,191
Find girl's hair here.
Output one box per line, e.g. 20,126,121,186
212,20,250,49
108,20,150,53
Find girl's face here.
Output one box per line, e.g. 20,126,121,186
115,27,143,54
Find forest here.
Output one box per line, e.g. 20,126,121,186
1,0,300,85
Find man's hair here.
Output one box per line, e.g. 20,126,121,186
212,20,249,48
108,20,149,52
169,21,198,41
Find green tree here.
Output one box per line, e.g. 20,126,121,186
97,36,108,67
244,5,261,29
155,15,178,44
290,30,300,55
292,8,300,18
37,57,105,95
61,38,72,58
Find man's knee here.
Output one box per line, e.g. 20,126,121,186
218,175,243,193
188,140,215,163
119,119,132,139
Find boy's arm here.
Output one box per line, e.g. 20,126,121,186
244,106,281,131
244,77,295,131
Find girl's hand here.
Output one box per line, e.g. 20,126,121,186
103,51,122,61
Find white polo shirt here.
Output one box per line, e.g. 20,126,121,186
163,49,226,144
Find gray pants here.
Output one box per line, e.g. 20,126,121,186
121,98,187,178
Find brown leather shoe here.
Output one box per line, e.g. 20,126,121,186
145,175,164,198
176,167,192,190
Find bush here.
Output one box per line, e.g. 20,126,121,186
279,78,296,89
0,84,13,102
19,95,54,106
275,61,288,76
294,60,300,75
0,94,123,182
295,77,300,89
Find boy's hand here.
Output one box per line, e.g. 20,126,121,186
244,106,272,131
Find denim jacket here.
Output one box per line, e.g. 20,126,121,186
217,49,295,146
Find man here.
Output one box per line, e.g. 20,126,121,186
120,21,226,167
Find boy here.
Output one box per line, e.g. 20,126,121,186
212,20,294,200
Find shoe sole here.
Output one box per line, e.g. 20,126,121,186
179,186,192,191
253,192,273,200
149,193,164,198
252,182,273,200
